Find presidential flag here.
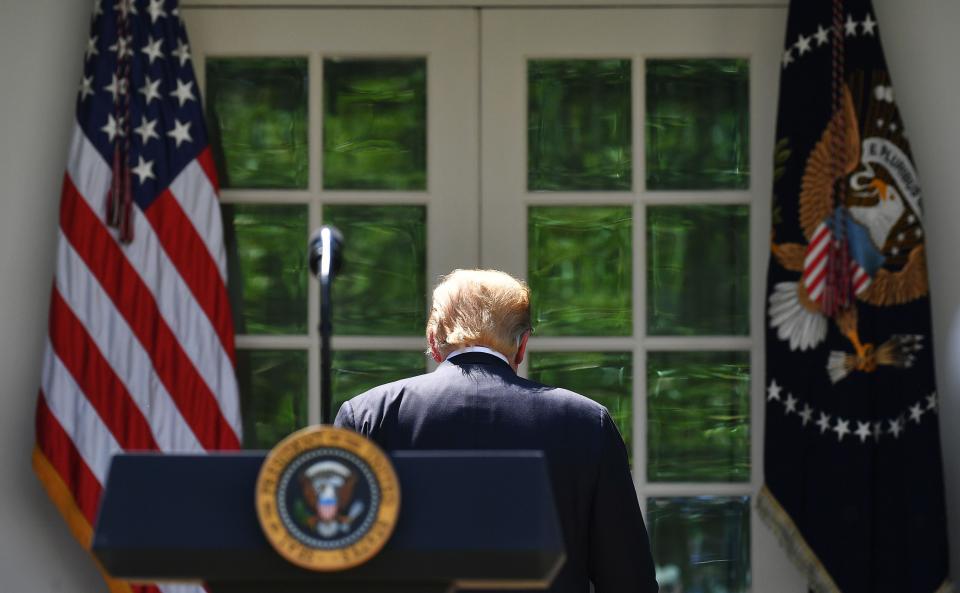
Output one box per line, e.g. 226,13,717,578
32,1,241,592
760,1,951,592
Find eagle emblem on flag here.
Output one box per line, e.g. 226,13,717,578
769,79,928,383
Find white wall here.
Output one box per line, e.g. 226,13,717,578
0,1,956,591
0,1,111,591
874,0,960,585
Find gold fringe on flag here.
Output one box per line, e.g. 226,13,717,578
757,485,954,593
32,446,133,593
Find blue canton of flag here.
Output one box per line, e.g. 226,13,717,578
79,0,208,220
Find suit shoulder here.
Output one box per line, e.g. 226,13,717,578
346,371,432,406
519,377,608,422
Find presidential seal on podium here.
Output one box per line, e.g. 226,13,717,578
255,426,401,571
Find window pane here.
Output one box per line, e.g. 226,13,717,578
647,496,751,593
528,352,632,463
323,205,426,335
206,57,308,189
646,59,749,190
528,59,632,191
529,206,632,336
323,58,427,190
224,204,308,335
647,351,750,482
332,351,427,413
647,205,749,336
236,349,308,449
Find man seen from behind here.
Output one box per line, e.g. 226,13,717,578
334,269,659,593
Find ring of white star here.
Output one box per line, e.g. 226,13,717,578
767,378,938,444
782,13,878,70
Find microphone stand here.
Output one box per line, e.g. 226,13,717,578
319,261,333,425
310,226,342,425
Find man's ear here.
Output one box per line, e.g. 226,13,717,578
513,331,530,367
428,331,443,363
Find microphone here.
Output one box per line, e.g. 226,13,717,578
308,225,344,280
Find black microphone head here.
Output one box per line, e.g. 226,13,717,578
308,225,344,278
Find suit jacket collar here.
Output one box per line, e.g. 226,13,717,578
443,351,515,373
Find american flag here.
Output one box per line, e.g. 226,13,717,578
33,1,241,592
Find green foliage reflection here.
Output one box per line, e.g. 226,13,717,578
647,496,751,593
237,350,308,449
647,205,749,336
528,59,632,191
528,352,632,464
323,205,426,335
529,206,632,336
646,59,749,190
206,57,309,189
324,58,427,190
647,351,750,482
223,204,308,335
332,351,427,414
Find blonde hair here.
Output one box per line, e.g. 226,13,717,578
427,269,532,359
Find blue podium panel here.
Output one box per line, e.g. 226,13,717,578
93,451,565,591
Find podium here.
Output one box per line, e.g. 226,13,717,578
92,450,566,593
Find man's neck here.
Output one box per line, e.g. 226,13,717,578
444,345,511,366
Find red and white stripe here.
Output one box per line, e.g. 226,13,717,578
803,223,832,303
802,222,872,305
850,260,872,295
36,123,241,593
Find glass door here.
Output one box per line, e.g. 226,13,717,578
480,8,802,592
186,5,809,590
185,8,479,447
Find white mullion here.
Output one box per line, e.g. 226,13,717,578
308,52,323,425
310,51,322,196
750,201,763,498
749,42,772,513
634,348,648,515
644,336,752,351
524,192,634,206
425,48,439,376
318,191,431,205
236,335,313,350
633,54,646,200
643,482,753,498
219,191,313,204
516,48,531,380
528,337,636,351
642,191,752,205
331,336,427,351
633,54,648,515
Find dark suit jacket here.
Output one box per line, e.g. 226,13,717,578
334,351,659,593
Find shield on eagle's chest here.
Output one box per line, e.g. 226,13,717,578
306,460,353,524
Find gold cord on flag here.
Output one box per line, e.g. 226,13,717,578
823,0,851,317
105,5,135,244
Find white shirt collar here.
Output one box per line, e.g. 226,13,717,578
444,345,511,366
